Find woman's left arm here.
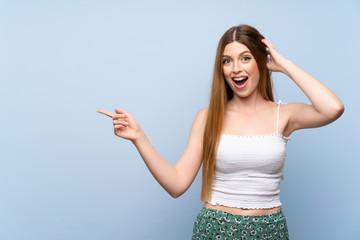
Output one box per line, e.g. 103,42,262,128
262,39,344,133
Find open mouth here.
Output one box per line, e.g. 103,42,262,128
232,76,248,88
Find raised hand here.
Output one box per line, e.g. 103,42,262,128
97,108,142,142
261,38,290,75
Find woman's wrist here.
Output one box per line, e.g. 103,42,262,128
132,129,146,145
279,59,293,77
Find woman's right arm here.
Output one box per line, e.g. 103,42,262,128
97,107,207,198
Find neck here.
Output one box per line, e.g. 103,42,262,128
226,92,269,113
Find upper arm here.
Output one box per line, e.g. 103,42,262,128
173,108,208,195
285,102,344,135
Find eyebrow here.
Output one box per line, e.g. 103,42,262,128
222,50,251,58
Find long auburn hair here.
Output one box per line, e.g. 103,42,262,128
201,24,275,202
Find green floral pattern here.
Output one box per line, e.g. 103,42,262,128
192,207,290,240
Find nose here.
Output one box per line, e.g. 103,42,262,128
232,60,242,73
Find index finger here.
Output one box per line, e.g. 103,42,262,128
97,109,115,118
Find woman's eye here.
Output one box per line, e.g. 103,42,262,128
242,56,251,61
223,59,231,64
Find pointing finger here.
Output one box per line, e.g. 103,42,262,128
97,109,115,118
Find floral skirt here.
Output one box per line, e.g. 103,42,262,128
192,206,290,240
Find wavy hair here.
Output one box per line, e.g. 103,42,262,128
201,24,274,201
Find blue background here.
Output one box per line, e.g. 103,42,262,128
1,0,359,239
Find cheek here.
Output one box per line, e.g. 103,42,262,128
223,67,232,79
248,62,260,79
248,62,257,73
223,66,229,75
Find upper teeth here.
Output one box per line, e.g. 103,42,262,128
233,77,247,81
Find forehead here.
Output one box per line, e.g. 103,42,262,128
223,41,251,56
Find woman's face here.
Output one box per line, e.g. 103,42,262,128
222,41,260,99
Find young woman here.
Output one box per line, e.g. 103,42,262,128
97,25,344,239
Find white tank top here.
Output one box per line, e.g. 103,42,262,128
207,100,290,209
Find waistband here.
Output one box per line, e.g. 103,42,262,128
199,206,286,224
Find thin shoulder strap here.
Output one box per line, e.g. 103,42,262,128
276,100,282,134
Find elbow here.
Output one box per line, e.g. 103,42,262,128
170,193,181,199
167,174,189,198
320,102,344,125
331,102,345,120
169,190,184,199
338,102,345,116
168,183,187,198
324,102,344,124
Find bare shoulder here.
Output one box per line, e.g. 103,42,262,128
194,107,208,129
280,102,314,120
197,107,209,119
190,108,208,142
281,102,309,110
279,102,334,134
276,102,301,137
275,101,307,113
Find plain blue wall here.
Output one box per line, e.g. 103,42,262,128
1,0,359,239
